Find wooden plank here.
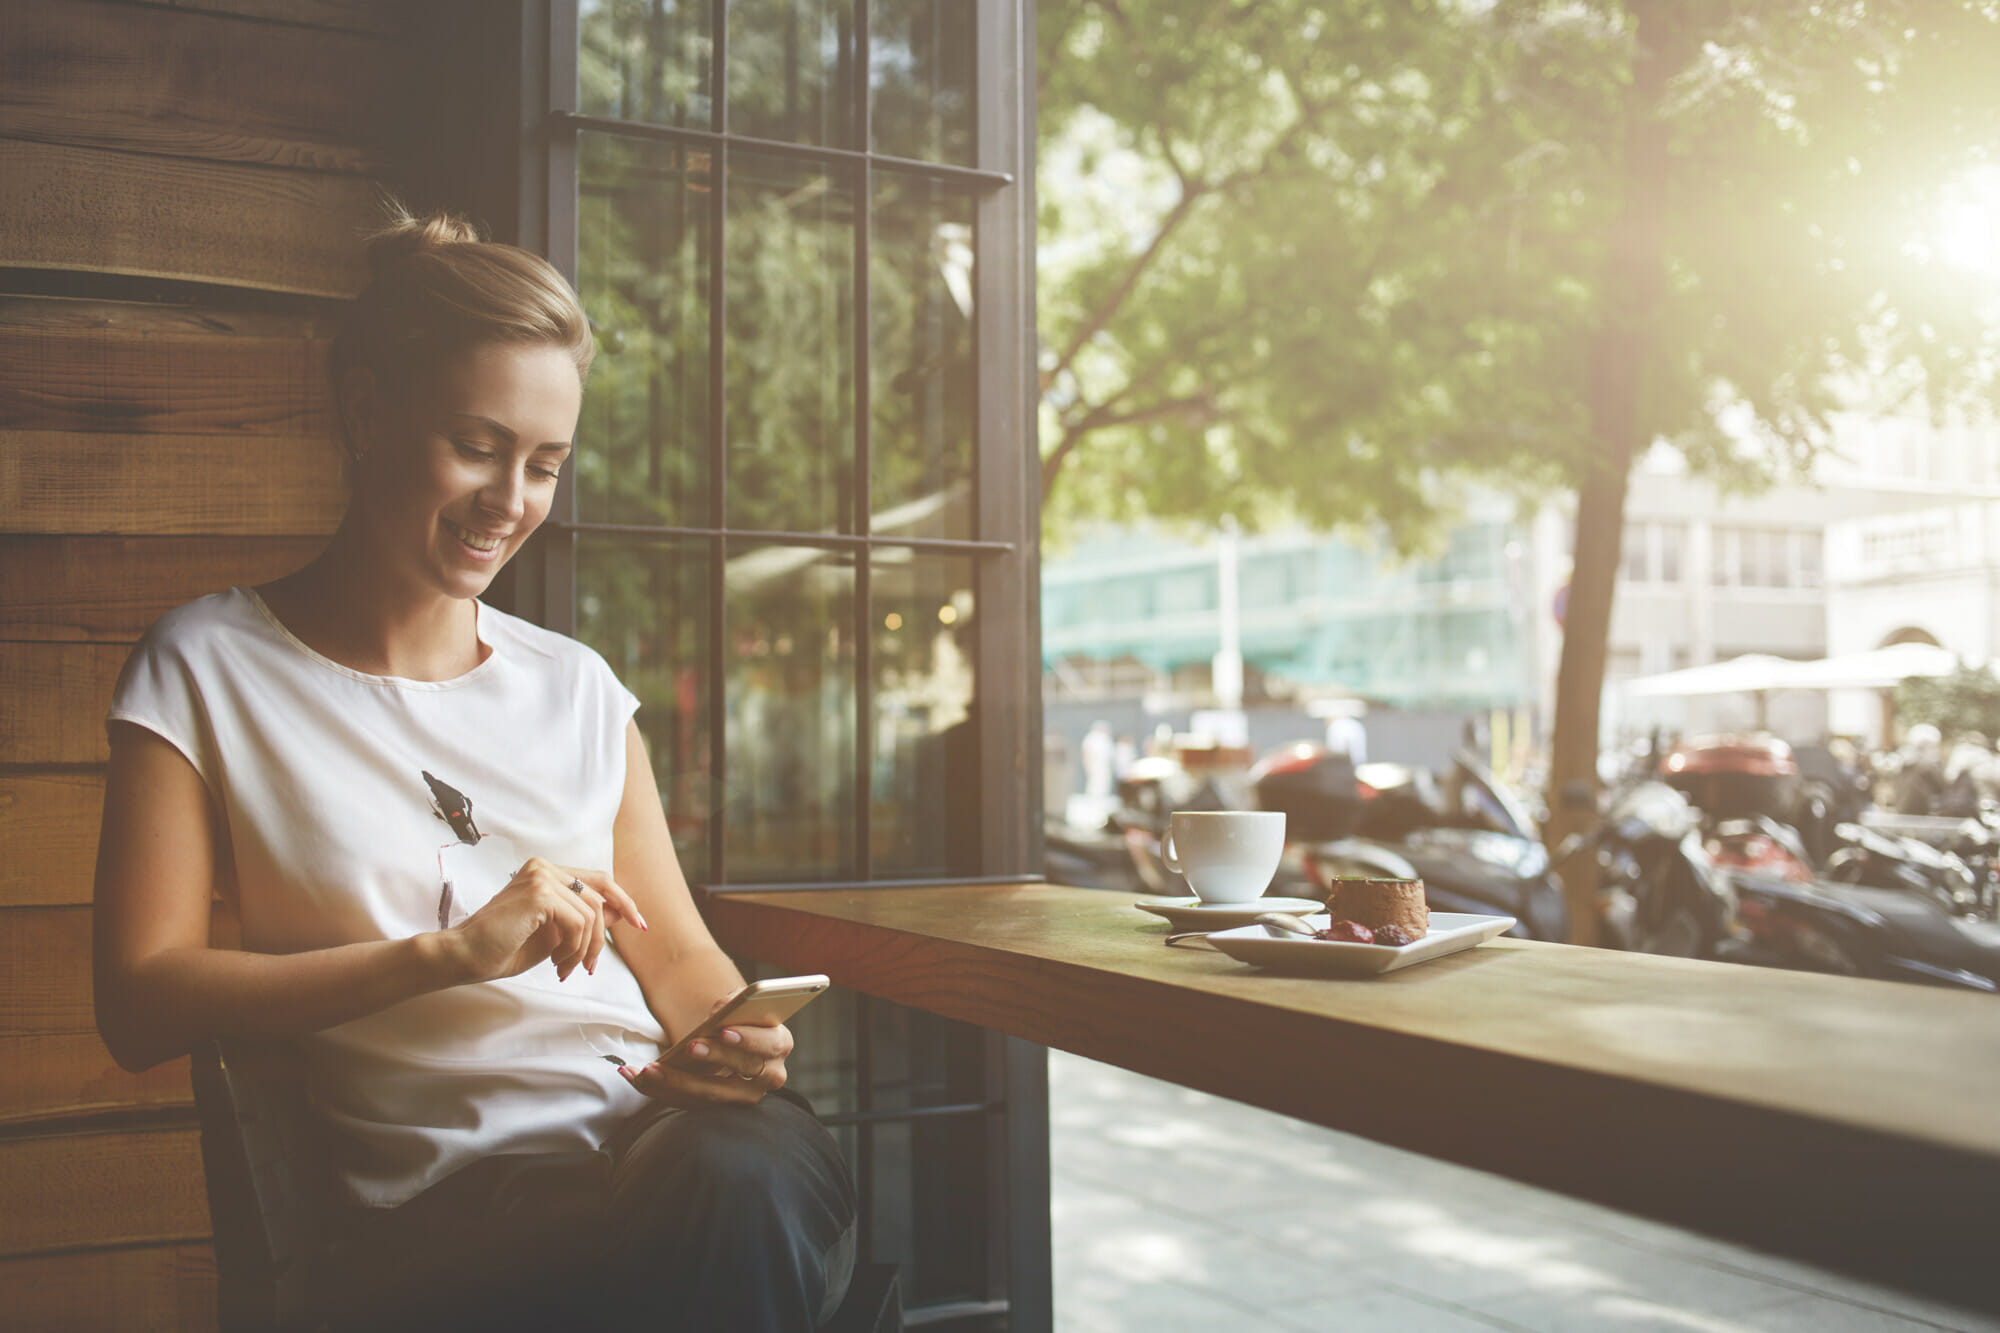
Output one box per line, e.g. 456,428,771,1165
0,1127,209,1256
0,904,236,1040
0,2,400,174
0,536,323,641
0,772,102,908
0,1034,194,1127
0,299,337,439
0,769,252,909
1,430,345,535
0,644,126,766
706,884,2000,1311
0,140,376,298
0,1243,216,1332
0,294,340,341
129,0,409,35
0,906,95,1038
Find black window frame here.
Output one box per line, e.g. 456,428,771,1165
509,0,1042,895
473,3,1050,1327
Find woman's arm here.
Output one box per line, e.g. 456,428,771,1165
606,719,747,1043
603,719,805,1106
93,723,619,1072
93,724,460,1071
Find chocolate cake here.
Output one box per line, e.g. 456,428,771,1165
1326,877,1428,940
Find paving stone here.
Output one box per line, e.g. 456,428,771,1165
1049,1052,1986,1333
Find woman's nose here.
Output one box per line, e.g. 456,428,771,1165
479,466,528,520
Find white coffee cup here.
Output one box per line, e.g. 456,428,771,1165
1161,810,1286,903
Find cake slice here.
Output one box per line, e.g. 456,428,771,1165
1327,877,1428,940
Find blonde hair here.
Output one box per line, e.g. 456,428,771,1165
332,201,595,402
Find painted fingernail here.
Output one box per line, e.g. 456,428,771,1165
689,1041,709,1057
720,1028,742,1045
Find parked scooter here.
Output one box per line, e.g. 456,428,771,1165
1043,813,1152,894
1558,781,1738,958
1707,816,2000,991
1823,820,1984,916
1255,744,1571,942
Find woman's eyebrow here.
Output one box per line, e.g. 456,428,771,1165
449,413,516,442
449,413,571,451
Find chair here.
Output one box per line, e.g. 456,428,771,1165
191,1038,327,1332
191,1038,901,1332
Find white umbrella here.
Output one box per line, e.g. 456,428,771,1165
1778,643,1960,691
1624,653,1799,698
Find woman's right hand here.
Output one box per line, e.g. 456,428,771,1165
438,857,649,986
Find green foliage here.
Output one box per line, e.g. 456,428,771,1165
1896,665,2000,742
1036,0,2000,542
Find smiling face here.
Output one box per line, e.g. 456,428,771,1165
345,341,583,601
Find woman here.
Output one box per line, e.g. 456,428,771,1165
92,207,855,1330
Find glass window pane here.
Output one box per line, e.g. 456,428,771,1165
1620,523,1648,582
725,152,858,533
869,0,975,164
725,544,856,879
1659,523,1683,583
578,133,713,527
1711,527,1737,586
871,177,974,539
871,556,976,876
579,0,714,129
727,0,858,148
575,536,714,876
764,982,996,1307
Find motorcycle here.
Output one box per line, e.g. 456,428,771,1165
1707,815,2000,991
1559,781,1738,958
1257,744,1571,942
1823,820,1985,916
1042,813,1151,894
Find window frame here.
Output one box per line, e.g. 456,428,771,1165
485,4,1052,1327
509,0,1043,893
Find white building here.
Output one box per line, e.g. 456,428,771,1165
1601,409,2000,747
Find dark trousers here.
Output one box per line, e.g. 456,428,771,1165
315,1089,857,1332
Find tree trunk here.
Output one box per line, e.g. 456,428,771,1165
1543,0,1690,945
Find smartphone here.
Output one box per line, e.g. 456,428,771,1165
659,974,830,1068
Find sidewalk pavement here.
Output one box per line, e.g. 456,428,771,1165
1049,1050,2000,1333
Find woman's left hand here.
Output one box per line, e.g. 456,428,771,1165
619,1016,794,1107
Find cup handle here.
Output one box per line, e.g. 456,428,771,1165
1161,829,1182,874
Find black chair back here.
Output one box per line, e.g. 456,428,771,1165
190,1038,330,1332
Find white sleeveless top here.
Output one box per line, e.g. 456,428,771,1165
106,587,665,1207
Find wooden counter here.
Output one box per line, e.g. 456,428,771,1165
705,883,2000,1312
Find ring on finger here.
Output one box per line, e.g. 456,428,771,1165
569,877,587,896
737,1065,762,1082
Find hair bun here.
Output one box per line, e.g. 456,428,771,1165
363,203,485,279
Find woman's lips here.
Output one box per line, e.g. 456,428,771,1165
447,520,508,559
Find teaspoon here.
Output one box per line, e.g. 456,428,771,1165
1255,911,1321,938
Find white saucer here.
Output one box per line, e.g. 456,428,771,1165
1206,912,1517,976
1135,895,1328,930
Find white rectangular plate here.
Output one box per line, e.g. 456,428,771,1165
1204,912,1517,977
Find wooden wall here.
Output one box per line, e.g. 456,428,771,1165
0,1,428,1324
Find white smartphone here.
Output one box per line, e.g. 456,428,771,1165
659,974,830,1068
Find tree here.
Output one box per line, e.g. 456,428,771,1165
1898,666,2000,744
1038,0,2000,941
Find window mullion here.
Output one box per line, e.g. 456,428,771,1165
707,0,729,883
854,0,874,882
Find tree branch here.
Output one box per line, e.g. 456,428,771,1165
1043,390,1221,503
1039,185,1208,397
